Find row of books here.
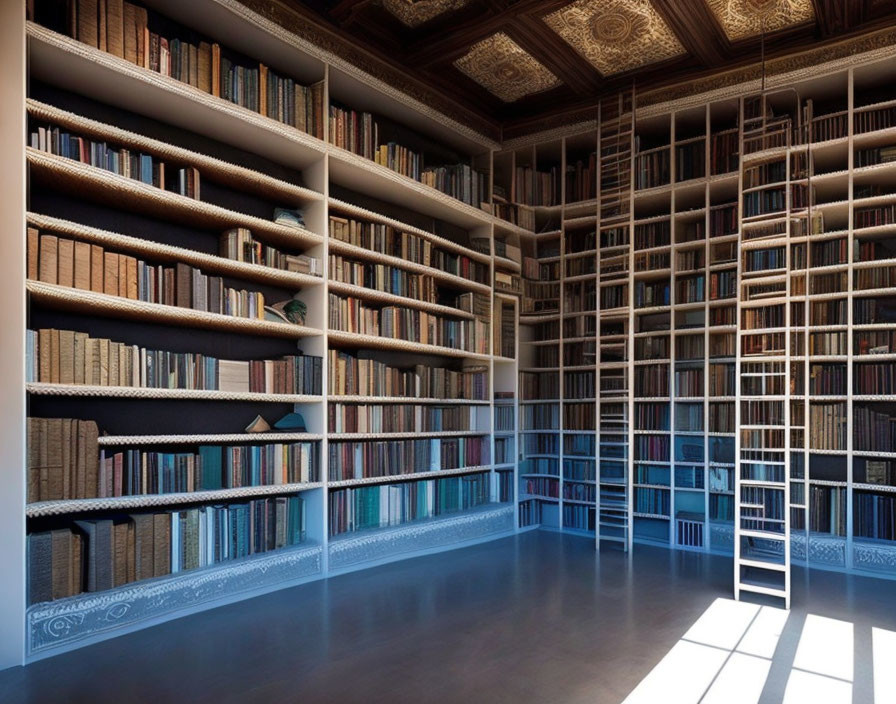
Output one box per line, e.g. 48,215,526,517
420,163,488,208
327,437,489,481
856,331,896,355
708,333,735,358
854,298,894,325
634,402,670,430
635,250,669,272
26,327,321,394
742,304,785,330
329,255,437,303
675,403,704,432
809,486,847,536
563,403,595,430
634,487,670,515
566,154,597,203
743,188,786,218
809,364,846,395
494,437,514,464
855,146,896,168
31,231,272,320
565,256,595,278
523,477,559,499
220,228,320,276
327,474,489,536
519,372,560,400
327,404,483,434
494,403,515,432
521,404,560,430
634,221,671,250
563,482,596,502
511,166,560,207
709,402,735,433
52,0,326,137
854,405,896,452
327,294,489,353
710,204,738,238
635,150,670,190
853,491,895,541
600,285,627,309
855,204,896,229
743,160,786,189
677,275,706,304
634,435,670,462
95,442,319,498
677,249,704,272
563,371,595,398
675,142,705,182
564,459,596,482
28,495,306,604
634,365,669,397
675,368,704,397
634,281,670,308
328,216,489,284
328,349,487,399
856,267,896,291
26,418,98,503
809,403,848,450
30,123,201,198
855,362,896,395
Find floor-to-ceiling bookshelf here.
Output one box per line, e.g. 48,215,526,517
9,0,896,670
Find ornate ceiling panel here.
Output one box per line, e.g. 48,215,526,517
382,0,471,28
453,32,563,102
705,0,815,41
544,0,686,76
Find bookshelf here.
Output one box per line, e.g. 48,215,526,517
17,0,516,664
8,0,896,670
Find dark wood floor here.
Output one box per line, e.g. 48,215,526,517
1,531,894,703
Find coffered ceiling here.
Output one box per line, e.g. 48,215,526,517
262,0,896,139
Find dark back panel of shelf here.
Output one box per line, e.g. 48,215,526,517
29,81,308,189
27,396,296,439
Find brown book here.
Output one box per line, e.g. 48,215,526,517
198,42,212,93
103,251,119,296
108,341,120,386
27,418,39,503
140,13,149,69
90,245,104,292
73,332,87,385
27,227,39,280
97,0,107,51
46,419,63,501
126,256,138,299
73,240,91,290
117,255,128,297
38,329,52,383
37,418,49,501
122,1,137,64
259,64,268,117
49,328,60,383
175,262,192,308
38,234,58,285
77,0,99,48
113,521,129,587
60,418,72,500
189,42,199,87
132,514,155,582
127,520,136,583
152,513,170,577
74,420,85,499
98,337,110,386
58,329,75,384
106,0,124,58
211,43,221,97
85,338,97,385
84,421,99,499
57,238,75,288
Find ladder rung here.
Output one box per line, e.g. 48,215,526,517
740,480,786,487
738,558,787,572
738,583,787,598
738,503,765,509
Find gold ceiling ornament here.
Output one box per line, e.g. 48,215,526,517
544,0,686,76
454,33,563,103
381,0,471,28
705,0,815,41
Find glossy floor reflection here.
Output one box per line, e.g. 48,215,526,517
1,531,895,704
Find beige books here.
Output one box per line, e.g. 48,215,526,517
58,329,75,384
77,0,99,49
26,419,38,503
74,332,87,385
57,238,75,288
38,329,52,383
218,359,250,392
38,234,58,284
198,42,212,93
90,244,104,292
106,0,124,58
27,227,39,280
73,240,91,290
117,254,128,297
60,419,72,500
49,329,60,384
97,0,107,51
98,337,110,386
126,256,138,299
122,1,137,64
103,251,119,295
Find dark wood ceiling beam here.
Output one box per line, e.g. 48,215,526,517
651,0,728,65
812,0,869,36
405,0,570,67
505,16,603,96
328,0,373,25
